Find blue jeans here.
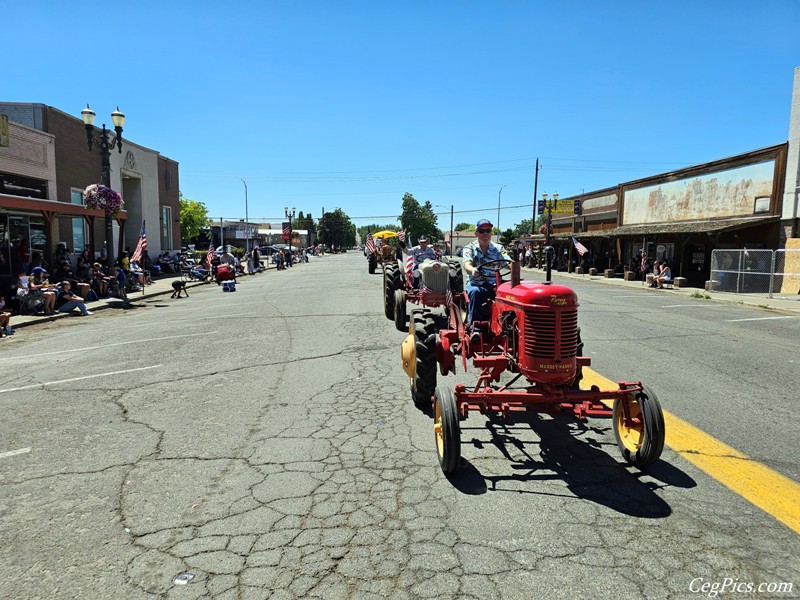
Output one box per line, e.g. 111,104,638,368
58,300,89,315
466,280,495,331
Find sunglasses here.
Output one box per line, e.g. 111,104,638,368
476,228,492,234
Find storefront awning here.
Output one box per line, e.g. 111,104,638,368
555,215,780,239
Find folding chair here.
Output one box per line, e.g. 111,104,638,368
15,288,44,315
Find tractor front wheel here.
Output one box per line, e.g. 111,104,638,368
613,385,665,469
393,288,407,332
434,386,461,474
411,309,437,409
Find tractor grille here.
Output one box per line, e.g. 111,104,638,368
419,264,449,294
523,308,578,359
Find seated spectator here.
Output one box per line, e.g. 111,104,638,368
56,281,93,316
129,260,152,286
28,267,57,315
0,294,12,336
142,250,159,275
655,261,672,289
158,252,175,273
91,263,110,297
120,251,130,272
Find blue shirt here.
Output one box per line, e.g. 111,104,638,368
409,244,437,268
462,241,511,284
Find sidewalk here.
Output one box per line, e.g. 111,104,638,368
520,266,800,314
7,268,269,331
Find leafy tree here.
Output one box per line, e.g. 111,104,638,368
294,210,317,244
318,208,355,251
454,222,474,232
399,193,439,243
179,194,211,242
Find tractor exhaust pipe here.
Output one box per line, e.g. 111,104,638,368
511,259,520,288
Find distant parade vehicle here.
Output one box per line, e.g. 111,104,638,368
400,248,665,475
365,230,398,274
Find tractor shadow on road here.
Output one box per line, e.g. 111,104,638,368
448,412,695,518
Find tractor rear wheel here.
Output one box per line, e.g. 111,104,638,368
434,386,461,474
411,309,437,409
383,264,398,320
368,254,377,274
393,288,407,332
613,385,665,469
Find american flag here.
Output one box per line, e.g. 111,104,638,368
365,234,375,253
131,221,147,263
397,229,406,242
405,254,414,286
571,236,588,256
207,241,215,265
282,222,290,237
640,238,647,272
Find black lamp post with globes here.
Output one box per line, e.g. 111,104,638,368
81,104,125,270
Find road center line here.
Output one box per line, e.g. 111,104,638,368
0,365,163,394
0,447,31,459
582,367,800,534
661,304,709,308
0,332,216,363
726,316,793,322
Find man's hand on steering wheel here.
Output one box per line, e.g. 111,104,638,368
475,258,512,281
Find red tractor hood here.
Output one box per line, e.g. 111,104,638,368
496,281,579,309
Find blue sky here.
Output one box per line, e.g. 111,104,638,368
5,1,799,230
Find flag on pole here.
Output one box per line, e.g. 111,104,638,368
397,229,406,242
207,241,215,266
640,238,647,272
131,221,147,263
571,236,588,256
365,234,375,254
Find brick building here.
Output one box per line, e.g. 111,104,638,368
0,102,180,292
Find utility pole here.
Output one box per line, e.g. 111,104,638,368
450,204,454,257
497,184,507,244
531,158,539,234
241,179,249,255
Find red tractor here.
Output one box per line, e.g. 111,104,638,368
401,252,665,475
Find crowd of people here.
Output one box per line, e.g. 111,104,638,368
1,241,317,336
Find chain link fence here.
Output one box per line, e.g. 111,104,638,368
709,249,800,298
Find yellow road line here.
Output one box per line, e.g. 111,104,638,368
582,368,800,534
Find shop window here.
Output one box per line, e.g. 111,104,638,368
162,206,172,249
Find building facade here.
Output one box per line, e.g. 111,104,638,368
0,102,180,290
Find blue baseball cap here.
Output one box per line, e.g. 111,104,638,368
31,266,48,274
476,219,493,228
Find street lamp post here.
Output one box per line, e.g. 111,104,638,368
497,185,507,244
284,206,296,264
541,192,557,281
81,104,125,270
241,179,249,255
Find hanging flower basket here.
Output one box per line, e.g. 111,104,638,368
84,184,124,216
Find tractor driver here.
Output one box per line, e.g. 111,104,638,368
462,219,511,343
409,235,437,288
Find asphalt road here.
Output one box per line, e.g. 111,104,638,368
0,252,798,599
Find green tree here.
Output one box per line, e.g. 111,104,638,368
318,208,356,251
399,193,439,242
294,210,317,244
454,222,474,232
179,194,211,243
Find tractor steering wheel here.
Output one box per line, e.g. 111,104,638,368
475,258,512,282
